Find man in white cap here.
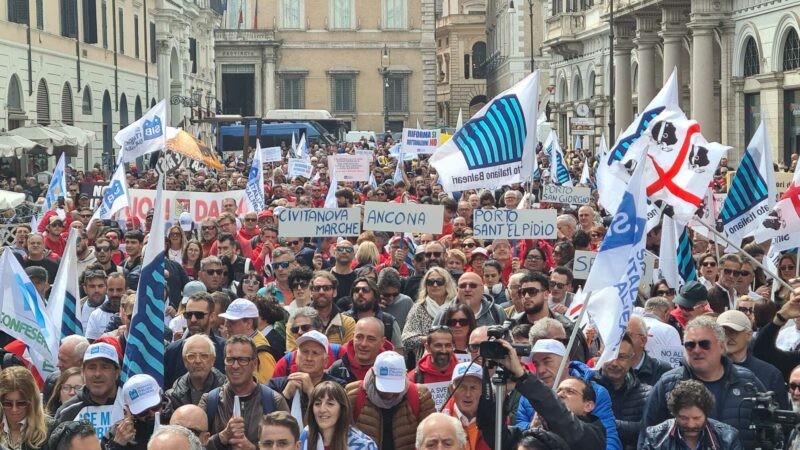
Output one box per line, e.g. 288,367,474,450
440,362,489,449
101,374,165,449
346,351,436,450
54,342,122,428
219,298,277,383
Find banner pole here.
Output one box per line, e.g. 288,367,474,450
553,290,591,392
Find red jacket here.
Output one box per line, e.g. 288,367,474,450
408,353,458,384
44,233,67,258
441,397,492,450
336,340,394,381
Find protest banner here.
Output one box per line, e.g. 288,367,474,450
472,209,557,240
542,184,592,205
277,208,361,237
80,182,107,206
355,149,374,157
401,128,440,154
775,171,794,195
572,250,598,280
261,146,282,163
651,345,685,368
330,154,372,182
363,202,444,234
128,189,246,223
288,158,313,179
424,381,450,411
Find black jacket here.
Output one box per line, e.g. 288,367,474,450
164,368,227,420
594,372,652,450
164,259,190,309
734,353,790,410
634,352,672,387
753,320,800,379
163,330,226,389
54,385,119,426
640,418,743,450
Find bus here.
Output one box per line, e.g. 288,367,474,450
263,110,348,141
219,121,332,152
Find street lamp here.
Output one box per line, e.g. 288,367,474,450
381,44,390,134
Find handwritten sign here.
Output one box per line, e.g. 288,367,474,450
401,128,440,154
542,184,592,205
472,209,557,240
363,202,444,234
653,345,684,368
261,146,282,163
425,381,450,411
775,171,794,195
288,158,313,179
330,154,372,182
128,189,246,223
277,208,361,237
573,250,598,280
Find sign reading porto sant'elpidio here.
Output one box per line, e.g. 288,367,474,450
472,209,557,240
277,208,361,237
363,202,444,234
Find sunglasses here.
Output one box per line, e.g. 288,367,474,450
204,269,224,276
458,282,479,290
271,261,291,270
292,281,309,290
722,268,742,276
201,226,216,231
353,286,372,294
184,311,207,320
780,265,796,271
290,324,313,334
426,252,443,258
337,247,354,253
286,240,301,246
656,289,676,296
244,218,257,222
414,255,426,262
95,246,111,252
310,285,334,292
380,292,398,300
242,278,260,286
789,383,800,392
549,281,567,289
446,318,470,327
701,261,717,267
683,339,713,351
737,306,754,314
426,278,446,287
520,287,541,297
461,242,476,249
1,400,29,409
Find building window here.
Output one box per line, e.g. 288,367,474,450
189,38,197,73
744,93,760,145
552,0,562,15
61,0,78,38
227,0,251,28
281,0,302,29
331,76,356,113
120,94,129,128
7,0,29,25
472,41,486,79
118,8,124,54
102,1,108,48
330,0,352,29
463,54,470,79
134,96,143,119
82,0,97,43
134,15,140,58
784,89,800,164
7,75,24,114
149,22,156,63
383,0,406,30
385,74,408,113
61,83,74,125
82,86,92,115
743,37,759,77
36,0,43,29
280,77,305,109
783,28,800,71
36,79,50,125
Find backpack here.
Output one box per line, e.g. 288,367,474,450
283,343,342,368
205,384,275,427
352,381,420,421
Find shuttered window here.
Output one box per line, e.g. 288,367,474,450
61,83,74,125
7,0,29,25
280,77,305,109
37,79,51,125
134,15,140,58
82,87,93,115
7,75,24,114
61,0,78,38
385,74,408,113
82,0,97,43
331,76,355,113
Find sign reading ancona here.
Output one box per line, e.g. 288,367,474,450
363,202,444,234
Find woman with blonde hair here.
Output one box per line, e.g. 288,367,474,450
0,366,50,450
401,267,457,358
300,381,376,450
354,241,380,268
166,224,187,263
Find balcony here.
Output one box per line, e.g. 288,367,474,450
543,13,586,59
214,29,278,43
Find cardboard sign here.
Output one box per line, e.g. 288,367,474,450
401,128,440,154
128,189,246,222
472,209,557,240
330,154,372,182
651,345,684,368
363,201,444,234
542,184,592,205
572,250,598,280
277,208,361,237
80,182,108,207
288,158,313,179
261,146,282,163
425,381,451,411
775,171,794,195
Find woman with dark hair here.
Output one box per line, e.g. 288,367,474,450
483,259,508,306
697,253,719,289
0,367,50,450
441,303,478,355
44,367,83,416
236,270,264,300
523,247,549,274
650,279,676,303
181,240,203,279
300,381,377,450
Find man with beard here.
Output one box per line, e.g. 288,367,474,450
198,256,227,293
287,271,355,351
79,269,110,333
76,229,97,274
85,271,125,340
424,241,447,270
790,365,800,412
327,317,391,383
199,218,219,258
330,240,357,302
344,277,403,353
408,326,458,411
94,237,122,276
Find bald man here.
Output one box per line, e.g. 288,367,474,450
415,412,467,450
434,272,507,327
170,405,210,445
148,425,203,450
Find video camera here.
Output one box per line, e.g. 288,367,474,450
746,391,800,450
479,321,531,360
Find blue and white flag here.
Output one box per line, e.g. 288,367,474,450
394,154,404,184
582,153,649,366
368,173,378,190
291,133,297,157
545,130,573,187
45,153,67,210
659,214,697,290
574,135,582,151
93,163,129,221
719,121,776,246
296,133,308,160
456,109,464,131
245,140,265,212
430,71,539,192
579,157,591,186
324,167,338,208
115,100,166,163
122,177,166,385
45,228,81,338
0,250,59,378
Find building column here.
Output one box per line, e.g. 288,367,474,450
635,13,660,110
660,5,686,85
262,47,276,113
156,40,172,121
756,72,785,163
613,22,635,138
689,21,717,140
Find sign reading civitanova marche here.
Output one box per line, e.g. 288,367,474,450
277,208,361,237
542,184,592,205
363,202,444,234
472,209,557,240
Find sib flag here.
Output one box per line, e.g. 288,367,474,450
122,177,167,385
754,147,800,243
545,130,573,187
45,153,67,210
116,100,166,163
93,163,130,221
431,71,539,192
245,140,266,212
45,228,82,338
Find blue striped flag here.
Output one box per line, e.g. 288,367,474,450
45,229,82,337
544,130,573,187
677,227,697,284
122,178,166,385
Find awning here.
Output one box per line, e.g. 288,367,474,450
7,124,84,156
0,189,25,209
0,133,45,158
48,121,96,147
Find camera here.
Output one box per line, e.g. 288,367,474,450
480,322,531,360
746,391,800,450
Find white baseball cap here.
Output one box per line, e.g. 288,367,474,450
451,362,483,383
122,374,162,414
179,212,194,232
296,330,329,351
218,298,259,321
373,351,406,393
83,342,120,366
530,339,567,358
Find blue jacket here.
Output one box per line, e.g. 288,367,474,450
299,425,378,450
516,361,622,450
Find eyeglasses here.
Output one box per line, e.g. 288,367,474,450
376,192,387,197
291,281,309,290
204,269,225,276
271,261,291,270
426,252,443,258
286,240,301,246
458,282,479,290
290,324,313,334
184,311,208,320
447,318,470,327
656,289,676,296
737,271,753,277
520,287,541,297
380,292,398,300
789,383,800,392
525,255,544,261
310,284,334,292
224,356,255,366
95,246,111,252
353,286,372,294
337,246,354,253
80,214,92,219
185,352,211,362
61,384,83,393
737,306,754,314
426,278,446,287
701,261,717,267
461,243,476,249
683,339,713,351
780,265,796,271
242,278,260,286
244,218,257,222
201,226,216,231
1,400,29,410
549,281,567,290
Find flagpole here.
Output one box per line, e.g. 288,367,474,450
553,291,592,392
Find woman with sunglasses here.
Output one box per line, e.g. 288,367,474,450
181,240,203,279
166,225,187,263
236,270,264,300
44,367,83,416
650,280,677,303
697,253,719,289
285,267,314,317
440,304,477,356
0,366,50,450
402,267,458,360
775,254,797,307
459,238,479,260
588,225,606,251
300,381,377,450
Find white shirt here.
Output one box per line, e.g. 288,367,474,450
642,313,682,363
85,305,116,340
776,320,800,352
80,296,107,333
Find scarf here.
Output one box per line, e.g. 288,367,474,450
424,296,444,319
364,369,409,410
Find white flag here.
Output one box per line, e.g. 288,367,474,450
324,167,338,208
46,228,82,337
456,109,463,131
245,140,265,212
754,154,800,243
579,158,591,186
93,163,130,221
296,133,308,160
116,99,167,163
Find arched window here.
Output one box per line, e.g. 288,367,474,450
134,95,143,119
588,72,596,98
36,78,50,125
743,37,760,77
61,82,74,125
119,94,129,129
783,28,800,71
572,74,583,101
472,41,487,79
82,86,93,115
7,75,24,114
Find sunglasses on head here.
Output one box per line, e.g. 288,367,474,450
683,339,713,351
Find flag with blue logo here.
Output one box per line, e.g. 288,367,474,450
245,140,265,212
659,215,697,290
582,153,649,366
544,130,573,187
430,71,539,192
93,163,130,221
45,228,82,338
122,178,166,385
116,100,166,163
0,250,59,379
44,153,67,211
719,121,776,246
